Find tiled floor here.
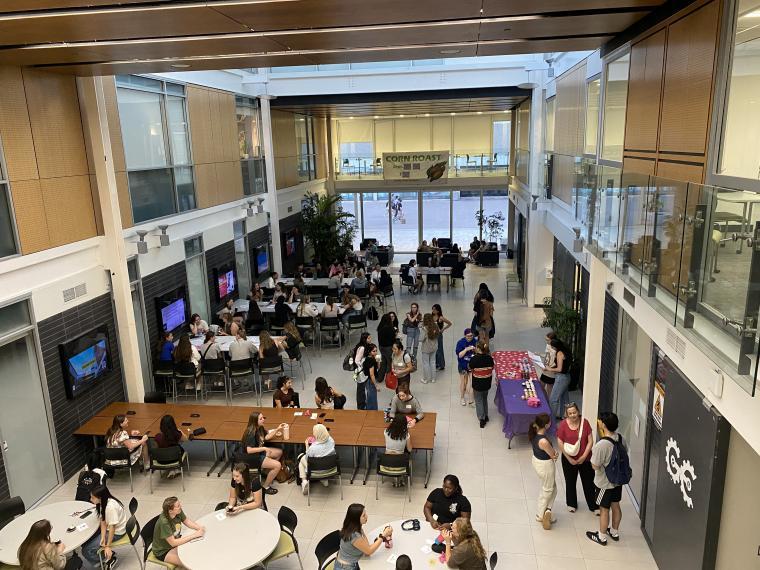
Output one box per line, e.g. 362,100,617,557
44,261,657,570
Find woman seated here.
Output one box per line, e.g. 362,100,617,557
241,411,285,494
151,497,205,567
272,283,286,301
342,294,363,325
154,414,187,478
293,273,306,292
337,504,393,570
248,283,263,302
82,485,128,569
226,462,264,514
229,328,256,362
199,330,222,362
424,475,472,530
280,322,303,366
351,270,368,291
245,299,266,331
156,331,174,363
442,517,487,570
273,375,299,408
296,295,319,319
273,295,293,326
17,520,71,570
388,382,424,425
322,296,340,318
298,424,336,494
384,416,413,487
258,331,283,389
189,313,208,336
314,376,344,410
288,285,303,303
105,414,148,469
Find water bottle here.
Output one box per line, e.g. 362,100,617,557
283,424,290,440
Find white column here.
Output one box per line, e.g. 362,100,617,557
525,218,554,306
528,69,545,197
581,254,607,429
259,95,283,274
77,77,144,403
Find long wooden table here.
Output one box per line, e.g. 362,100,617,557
75,403,436,485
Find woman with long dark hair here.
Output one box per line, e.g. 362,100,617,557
546,338,572,420
441,517,487,570
173,333,201,391
246,298,266,329
273,295,293,326
81,485,127,568
335,504,393,570
226,462,264,514
385,415,412,485
431,304,452,370
17,520,67,570
314,376,343,409
155,414,187,478
424,475,472,530
362,344,381,411
351,332,372,410
376,314,396,385
104,414,148,468
273,375,298,408
241,411,285,494
403,303,422,358
529,413,558,530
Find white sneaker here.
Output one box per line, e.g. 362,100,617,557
460,398,466,406
431,378,437,383
320,480,329,487
420,378,429,384
301,480,309,495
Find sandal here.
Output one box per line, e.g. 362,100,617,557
264,487,279,495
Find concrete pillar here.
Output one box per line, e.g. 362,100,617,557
581,254,607,429
259,96,283,274
507,200,516,253
77,77,144,403
525,217,554,306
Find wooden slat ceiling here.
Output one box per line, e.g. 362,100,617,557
0,0,668,75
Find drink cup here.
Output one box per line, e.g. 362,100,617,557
283,424,290,440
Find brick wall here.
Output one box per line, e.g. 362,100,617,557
37,293,125,481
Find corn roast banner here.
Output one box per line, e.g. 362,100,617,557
382,151,449,182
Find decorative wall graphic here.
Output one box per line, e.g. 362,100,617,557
382,151,449,181
665,437,697,508
652,380,665,429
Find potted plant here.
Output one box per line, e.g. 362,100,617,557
475,210,506,243
301,192,357,267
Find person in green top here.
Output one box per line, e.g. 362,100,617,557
152,496,205,567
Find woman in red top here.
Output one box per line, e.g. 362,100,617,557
556,402,598,513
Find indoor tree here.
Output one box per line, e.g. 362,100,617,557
475,209,506,242
301,191,357,267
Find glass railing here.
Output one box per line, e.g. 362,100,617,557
547,151,760,395
334,153,509,180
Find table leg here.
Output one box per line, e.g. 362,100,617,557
446,274,450,293
363,447,373,485
206,441,223,477
508,436,513,450
217,442,232,477
738,202,749,253
424,449,432,488
350,446,360,484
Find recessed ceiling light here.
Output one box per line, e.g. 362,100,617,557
349,116,354,119
170,64,190,69
400,114,405,118
450,112,456,116
477,111,483,115
503,110,509,113
440,49,461,55
424,113,430,117
374,116,380,119
744,9,760,17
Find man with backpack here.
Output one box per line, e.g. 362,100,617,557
586,412,631,546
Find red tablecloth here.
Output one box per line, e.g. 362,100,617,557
492,350,539,381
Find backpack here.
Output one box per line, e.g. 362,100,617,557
405,351,417,373
342,353,355,371
602,435,632,486
366,306,379,321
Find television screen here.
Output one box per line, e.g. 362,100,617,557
59,326,111,399
161,298,186,332
218,269,236,298
286,236,296,257
256,250,269,274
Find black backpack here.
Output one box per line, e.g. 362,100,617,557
366,306,379,321
602,435,633,486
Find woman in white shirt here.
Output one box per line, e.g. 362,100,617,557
228,329,256,361
105,414,148,468
82,485,128,568
189,313,208,336
297,296,319,318
298,424,337,494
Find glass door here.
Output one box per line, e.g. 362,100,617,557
422,191,451,242
0,333,59,506
184,236,209,321
390,191,420,253
361,192,391,246
131,285,152,391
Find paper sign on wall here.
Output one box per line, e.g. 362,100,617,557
382,151,449,182
652,381,665,430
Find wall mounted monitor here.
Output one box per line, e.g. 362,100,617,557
58,325,112,399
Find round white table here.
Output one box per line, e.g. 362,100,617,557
361,519,445,570
0,500,97,566
178,507,280,570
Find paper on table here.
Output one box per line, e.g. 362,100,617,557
386,554,398,564
76,523,88,532
424,539,434,545
293,412,303,416
215,512,226,521
420,546,432,554
311,413,318,420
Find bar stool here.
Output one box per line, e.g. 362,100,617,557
229,358,256,401
201,358,228,403
258,355,284,406
173,362,199,401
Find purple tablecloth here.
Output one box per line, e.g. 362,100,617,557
494,379,555,441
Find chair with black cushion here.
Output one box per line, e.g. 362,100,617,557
325,287,339,301
399,265,415,294
440,253,459,267
229,358,256,400
98,514,143,570
344,313,367,348
128,497,138,516
201,357,227,403
318,317,342,352
381,284,397,313
261,287,275,301
305,454,342,507
147,440,189,494
152,361,174,400
295,316,316,347
451,262,465,289
173,361,199,401
437,237,452,250
141,515,176,569
426,272,441,291
415,251,433,267
489,552,498,570
143,391,166,404
284,344,307,389
376,453,411,502
258,355,284,405
314,530,341,570
103,447,137,492
0,496,25,530
247,322,268,336
263,506,304,570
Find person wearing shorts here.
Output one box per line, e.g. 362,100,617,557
455,329,478,406
586,412,623,546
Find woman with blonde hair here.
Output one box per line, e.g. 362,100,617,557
419,313,440,384
17,520,67,570
297,423,336,494
441,517,487,570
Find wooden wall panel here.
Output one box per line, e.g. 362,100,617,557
41,175,97,246
554,61,586,156
624,29,666,152
88,174,104,235
314,116,328,179
186,86,212,164
272,110,298,158
102,76,126,173
0,66,38,181
655,160,704,184
624,156,656,175
221,94,238,162
10,179,50,253
215,161,243,204
115,171,133,228
22,69,89,179
659,0,719,156
194,163,217,209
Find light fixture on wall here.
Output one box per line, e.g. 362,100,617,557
256,197,265,214
531,195,539,210
245,201,255,217
157,225,170,247
136,230,149,255
572,227,583,252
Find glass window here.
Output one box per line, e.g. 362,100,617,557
585,78,601,156
361,192,391,246
0,142,19,258
719,0,760,179
601,53,630,162
166,96,191,166
422,191,451,241
236,96,262,160
339,194,362,250
481,189,509,244
184,235,203,258
452,190,483,247
174,166,195,212
128,168,175,223
492,120,511,166
545,97,555,152
117,88,167,169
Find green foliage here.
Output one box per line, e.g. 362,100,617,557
475,209,506,242
540,296,581,346
301,192,357,267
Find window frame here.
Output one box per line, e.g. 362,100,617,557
0,134,21,260
115,75,196,223
236,96,268,196
598,47,631,167
584,74,602,159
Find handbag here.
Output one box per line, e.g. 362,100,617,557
402,320,409,335
385,371,398,390
563,418,583,457
342,353,355,371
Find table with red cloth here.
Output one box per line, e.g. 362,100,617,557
492,350,539,381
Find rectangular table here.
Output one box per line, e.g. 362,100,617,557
492,350,539,381
494,379,555,448
388,266,452,292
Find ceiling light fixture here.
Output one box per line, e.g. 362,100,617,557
374,116,380,119
349,116,354,119
477,111,483,115
399,114,405,118
424,113,430,117
450,112,456,116
170,63,190,69
440,49,461,55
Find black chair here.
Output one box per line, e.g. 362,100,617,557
264,506,303,570
344,313,367,348
261,287,275,301
152,361,174,399
400,265,415,294
305,454,342,506
229,358,256,400
319,317,342,351
381,284,397,313
295,316,317,345
147,440,189,494
0,496,25,530
284,345,307,389
98,514,142,570
440,252,459,267
143,391,166,404
128,497,138,516
258,355,284,404
437,237,452,249
489,552,498,570
477,249,500,266
247,322,268,336
103,447,137,492
314,530,341,570
426,272,441,291
173,361,198,401
451,262,465,289
376,453,411,501
416,251,433,267
140,515,176,569
201,358,227,402
325,287,339,300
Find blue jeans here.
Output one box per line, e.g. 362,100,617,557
549,372,571,419
366,380,378,410
435,334,445,369
420,350,436,383
405,327,420,357
82,531,125,567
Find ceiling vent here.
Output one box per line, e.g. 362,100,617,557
665,328,687,359
62,283,88,303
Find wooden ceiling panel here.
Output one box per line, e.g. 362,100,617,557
306,44,479,65
482,0,665,17
479,12,645,40
0,1,166,11
0,6,249,46
476,36,614,56
214,0,484,31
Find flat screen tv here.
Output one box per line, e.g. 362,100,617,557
59,325,112,399
256,250,269,275
286,236,296,257
217,269,236,299
155,289,188,334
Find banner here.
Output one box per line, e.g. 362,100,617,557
382,151,449,182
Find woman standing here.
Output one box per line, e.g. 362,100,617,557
362,344,382,410
350,332,371,410
391,339,414,387
419,313,439,384
556,403,597,513
468,341,494,428
455,329,478,406
441,517,487,570
403,303,422,358
17,520,69,570
529,413,558,530
241,411,285,494
539,332,557,398
431,304,452,370
546,339,572,420
376,314,397,384
335,504,393,570
81,485,127,569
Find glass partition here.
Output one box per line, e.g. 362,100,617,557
361,192,391,246
601,52,630,162
422,191,451,242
